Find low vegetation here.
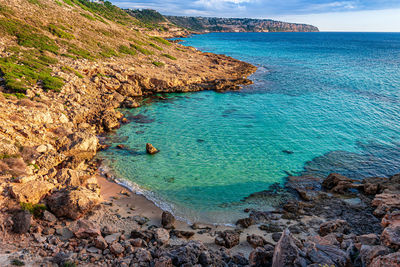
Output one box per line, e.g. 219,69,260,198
152,61,165,67
162,53,177,60
151,36,171,46
20,202,47,218
130,44,153,55
118,45,136,55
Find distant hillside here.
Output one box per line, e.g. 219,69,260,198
166,16,319,33
125,9,318,34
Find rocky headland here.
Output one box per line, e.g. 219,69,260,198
0,0,398,266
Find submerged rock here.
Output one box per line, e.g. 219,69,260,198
146,143,159,154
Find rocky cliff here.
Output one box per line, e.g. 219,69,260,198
165,16,319,33
126,9,319,36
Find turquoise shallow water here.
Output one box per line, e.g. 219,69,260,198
99,32,400,224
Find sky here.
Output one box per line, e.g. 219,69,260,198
112,0,400,32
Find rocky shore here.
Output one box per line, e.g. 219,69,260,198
0,0,399,266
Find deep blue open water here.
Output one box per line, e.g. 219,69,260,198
99,32,400,224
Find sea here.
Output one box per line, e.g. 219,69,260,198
99,32,400,224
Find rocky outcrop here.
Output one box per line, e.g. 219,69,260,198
46,187,100,220
10,180,55,204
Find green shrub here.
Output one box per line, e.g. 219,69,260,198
151,36,171,46
16,32,59,53
27,0,41,6
48,24,75,40
67,45,93,60
38,54,59,65
130,44,153,55
118,45,136,55
149,42,163,51
10,259,25,266
162,53,177,60
61,53,78,59
40,74,64,92
98,45,118,58
80,13,96,21
152,61,165,67
62,0,74,6
61,66,84,78
20,202,47,218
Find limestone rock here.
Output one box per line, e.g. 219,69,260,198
12,210,32,234
10,181,55,204
247,234,268,248
146,143,159,154
94,236,108,250
236,217,255,228
154,228,170,244
215,230,240,248
322,173,359,193
70,219,101,239
319,219,349,236
46,187,100,220
370,252,400,267
110,242,124,255
381,225,400,250
43,210,57,222
249,247,274,267
359,245,390,267
161,211,175,229
372,191,400,216
272,229,305,267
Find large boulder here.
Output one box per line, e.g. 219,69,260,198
70,219,101,239
247,234,269,248
372,191,400,216
55,168,85,187
249,246,274,266
215,230,240,248
272,229,306,267
46,187,100,220
12,210,32,234
10,180,55,204
370,252,400,267
61,131,98,164
359,245,390,267
161,211,175,229
381,225,400,250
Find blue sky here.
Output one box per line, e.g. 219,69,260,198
113,0,400,31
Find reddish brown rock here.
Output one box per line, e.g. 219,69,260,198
319,219,349,236
215,230,240,248
70,219,101,239
370,252,400,267
161,211,175,229
381,225,400,250
322,173,359,193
